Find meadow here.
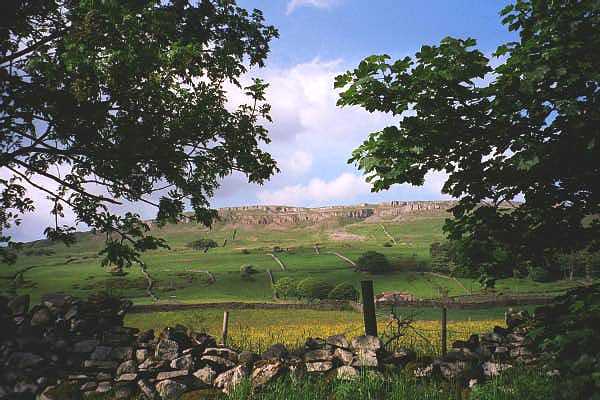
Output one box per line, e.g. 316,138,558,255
0,211,580,304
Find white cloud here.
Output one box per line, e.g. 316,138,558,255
286,0,340,15
278,150,313,175
257,172,370,205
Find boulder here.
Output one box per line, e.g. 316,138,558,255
155,339,179,361
203,347,238,363
155,379,187,400
193,365,217,387
113,382,136,399
138,379,160,400
326,334,350,349
334,348,354,365
351,335,382,353
156,370,189,381
8,295,30,315
352,351,378,368
305,361,333,373
482,361,511,378
96,381,112,393
170,354,194,370
214,365,248,394
136,349,150,363
117,373,138,382
80,382,97,391
201,355,236,371
238,351,259,367
190,332,217,350
116,360,137,375
261,343,288,360
251,361,286,389
30,306,53,327
304,349,333,362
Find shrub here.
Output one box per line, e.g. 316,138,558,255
187,238,218,251
382,241,393,247
296,278,333,300
356,251,391,274
528,266,552,282
273,277,298,299
240,264,258,279
328,282,359,301
527,284,600,399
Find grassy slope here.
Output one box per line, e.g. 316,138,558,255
0,211,584,304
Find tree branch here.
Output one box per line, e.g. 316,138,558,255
11,159,122,205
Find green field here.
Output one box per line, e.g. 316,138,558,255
0,211,583,304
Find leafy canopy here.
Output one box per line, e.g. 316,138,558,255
1,0,278,267
335,0,600,265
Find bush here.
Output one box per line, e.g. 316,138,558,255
296,278,333,300
382,241,393,247
328,282,359,301
528,266,552,282
527,284,600,399
356,251,391,274
273,277,298,299
187,238,218,251
240,264,258,279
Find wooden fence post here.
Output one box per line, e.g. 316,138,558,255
361,280,377,337
221,311,229,346
441,306,447,356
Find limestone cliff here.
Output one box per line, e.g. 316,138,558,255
213,201,458,226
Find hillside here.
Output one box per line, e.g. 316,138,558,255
0,201,577,304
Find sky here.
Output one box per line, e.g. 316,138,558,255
9,0,517,242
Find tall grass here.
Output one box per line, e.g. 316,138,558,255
225,371,460,400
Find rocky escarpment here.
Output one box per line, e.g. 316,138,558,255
214,201,458,226
1,293,539,399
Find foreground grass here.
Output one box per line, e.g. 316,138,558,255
194,366,555,400
125,309,502,354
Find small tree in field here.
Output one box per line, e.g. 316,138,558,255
356,251,391,274
296,278,333,300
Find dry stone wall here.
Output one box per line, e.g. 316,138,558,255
1,293,537,400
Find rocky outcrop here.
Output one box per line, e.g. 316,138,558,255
214,201,458,226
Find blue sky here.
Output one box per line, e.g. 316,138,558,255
10,0,517,241
210,0,516,208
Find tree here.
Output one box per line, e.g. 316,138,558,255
356,251,391,274
296,278,333,300
328,282,359,301
1,1,279,268
335,0,599,268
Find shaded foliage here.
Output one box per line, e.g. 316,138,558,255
357,251,391,274
1,0,279,267
336,0,600,268
527,284,600,399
